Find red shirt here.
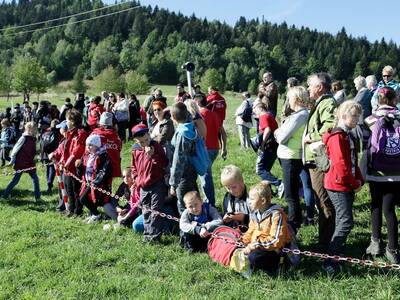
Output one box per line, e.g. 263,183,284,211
200,107,220,150
258,112,278,134
207,91,226,126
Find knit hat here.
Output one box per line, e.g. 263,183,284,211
131,124,149,138
152,100,167,110
99,112,113,126
86,134,102,148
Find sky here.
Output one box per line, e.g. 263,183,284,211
131,0,400,45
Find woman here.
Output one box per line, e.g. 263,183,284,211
149,101,175,147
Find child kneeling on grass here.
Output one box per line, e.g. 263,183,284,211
241,181,292,275
76,134,114,224
180,191,222,252
2,121,41,201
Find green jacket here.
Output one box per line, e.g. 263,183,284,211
303,94,337,163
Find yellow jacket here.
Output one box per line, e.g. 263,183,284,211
242,204,292,252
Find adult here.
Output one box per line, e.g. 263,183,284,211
353,75,372,121
185,99,207,140
149,101,175,148
303,72,337,251
371,65,400,112
143,88,166,126
332,81,347,105
366,75,377,95
113,92,130,142
235,91,253,149
59,99,73,122
281,77,300,123
258,72,279,117
74,93,85,114
175,83,191,103
195,93,221,206
10,105,23,139
128,94,142,140
206,86,227,159
35,101,51,135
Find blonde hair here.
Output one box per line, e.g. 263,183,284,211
185,99,201,117
221,165,243,186
336,100,362,124
24,121,37,134
382,65,395,76
286,86,309,107
183,191,202,204
1,118,11,127
249,181,272,205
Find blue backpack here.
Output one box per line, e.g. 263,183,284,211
189,130,210,176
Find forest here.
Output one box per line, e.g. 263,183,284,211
0,0,399,94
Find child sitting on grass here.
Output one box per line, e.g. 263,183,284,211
2,121,41,201
179,191,222,252
242,181,292,275
220,165,250,230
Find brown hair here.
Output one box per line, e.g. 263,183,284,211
66,109,82,128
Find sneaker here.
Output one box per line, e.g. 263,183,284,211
366,238,384,256
322,260,342,275
86,214,101,224
277,182,285,199
385,247,400,264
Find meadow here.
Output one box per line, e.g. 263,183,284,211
0,84,399,299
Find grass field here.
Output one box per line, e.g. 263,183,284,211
0,84,399,299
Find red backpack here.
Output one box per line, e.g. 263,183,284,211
207,226,242,266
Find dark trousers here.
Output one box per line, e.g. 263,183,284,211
369,182,400,250
281,158,303,231
46,164,56,189
141,180,166,242
176,166,198,215
117,120,128,143
309,168,335,251
248,249,281,274
180,231,209,252
80,188,100,216
64,175,83,215
327,190,354,256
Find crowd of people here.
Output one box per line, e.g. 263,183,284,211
0,66,400,276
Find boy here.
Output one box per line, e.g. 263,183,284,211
169,102,199,214
131,124,168,243
179,191,222,252
242,181,292,274
220,165,250,229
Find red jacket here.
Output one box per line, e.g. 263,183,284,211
207,91,226,126
199,107,220,150
87,103,105,127
131,140,168,188
52,127,89,174
91,127,122,177
323,128,364,192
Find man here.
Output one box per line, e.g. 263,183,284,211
175,83,191,103
206,86,227,159
303,72,337,251
195,93,221,206
258,72,279,117
371,65,400,112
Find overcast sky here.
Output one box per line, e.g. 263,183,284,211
133,0,399,45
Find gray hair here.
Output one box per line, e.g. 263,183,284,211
353,75,366,90
307,72,332,92
366,75,377,86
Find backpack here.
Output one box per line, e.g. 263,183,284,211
369,114,400,172
189,131,210,176
41,130,58,154
313,143,330,172
240,100,253,123
207,226,242,266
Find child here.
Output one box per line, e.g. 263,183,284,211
2,122,41,201
76,134,113,224
220,165,250,229
322,100,364,273
252,103,283,196
179,191,222,252
169,102,199,214
131,124,168,243
0,119,15,166
242,181,292,274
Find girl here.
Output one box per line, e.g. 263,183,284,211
322,100,364,273
274,86,310,232
2,122,41,201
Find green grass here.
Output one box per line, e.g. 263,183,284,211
0,84,400,299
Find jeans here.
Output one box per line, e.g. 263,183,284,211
132,205,176,233
46,164,56,189
300,168,315,219
256,149,280,186
327,190,354,256
281,159,303,231
3,170,41,200
200,149,218,206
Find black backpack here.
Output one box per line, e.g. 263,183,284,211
240,100,253,123
41,130,58,154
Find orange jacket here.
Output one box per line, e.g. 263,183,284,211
242,204,291,252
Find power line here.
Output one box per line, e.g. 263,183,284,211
0,1,134,32
2,5,141,37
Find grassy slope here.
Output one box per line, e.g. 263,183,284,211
0,84,399,299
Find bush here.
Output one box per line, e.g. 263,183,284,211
93,65,125,93
125,71,150,95
200,68,225,93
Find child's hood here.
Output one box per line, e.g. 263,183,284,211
176,122,196,140
254,204,283,222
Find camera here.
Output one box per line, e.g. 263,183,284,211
181,62,195,72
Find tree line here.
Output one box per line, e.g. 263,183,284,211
0,0,399,96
